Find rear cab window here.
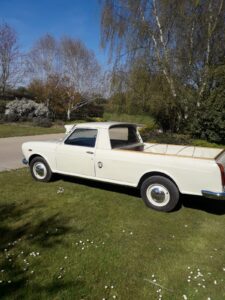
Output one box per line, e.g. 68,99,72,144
65,128,98,148
109,125,141,149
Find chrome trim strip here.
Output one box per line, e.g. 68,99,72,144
202,190,225,200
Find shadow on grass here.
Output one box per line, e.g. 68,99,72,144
29,213,83,248
182,194,225,215
0,203,73,251
0,275,87,300
0,259,28,299
0,202,78,299
40,279,86,294
60,174,140,198
60,174,225,215
0,278,87,299
30,278,88,299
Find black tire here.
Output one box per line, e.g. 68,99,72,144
140,176,180,212
30,156,53,182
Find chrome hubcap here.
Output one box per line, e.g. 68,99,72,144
33,162,47,179
146,184,170,207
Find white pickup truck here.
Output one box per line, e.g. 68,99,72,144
22,122,225,212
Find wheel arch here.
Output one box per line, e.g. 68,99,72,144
28,154,52,170
138,171,180,192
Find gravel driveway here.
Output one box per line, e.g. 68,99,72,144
0,133,64,172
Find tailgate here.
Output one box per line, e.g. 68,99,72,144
216,150,225,167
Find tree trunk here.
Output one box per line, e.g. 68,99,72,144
67,107,71,121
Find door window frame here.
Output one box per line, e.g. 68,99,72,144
64,128,98,148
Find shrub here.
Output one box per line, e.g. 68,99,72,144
6,112,19,122
70,102,104,120
35,103,49,118
191,105,225,144
54,119,65,126
190,66,225,144
0,113,5,123
4,98,50,122
32,117,52,128
0,101,7,114
140,127,192,145
139,123,160,141
87,117,106,122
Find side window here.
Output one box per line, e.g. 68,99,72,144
65,128,97,148
109,126,140,148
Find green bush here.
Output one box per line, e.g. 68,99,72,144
0,114,5,123
191,139,223,148
0,101,7,114
191,102,225,144
33,117,52,128
139,123,160,141
87,117,106,122
139,127,224,148
190,66,225,144
143,132,192,145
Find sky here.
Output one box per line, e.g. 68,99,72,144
0,0,109,67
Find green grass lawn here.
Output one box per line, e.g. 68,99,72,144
0,169,225,299
0,123,64,138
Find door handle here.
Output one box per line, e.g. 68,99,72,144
86,151,94,155
98,161,103,168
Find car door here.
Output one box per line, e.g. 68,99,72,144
95,125,142,184
55,128,97,177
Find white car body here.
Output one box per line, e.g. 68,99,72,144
22,122,225,210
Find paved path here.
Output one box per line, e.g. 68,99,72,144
0,133,65,172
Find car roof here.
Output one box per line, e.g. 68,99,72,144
74,122,137,129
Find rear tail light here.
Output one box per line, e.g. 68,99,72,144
217,163,225,187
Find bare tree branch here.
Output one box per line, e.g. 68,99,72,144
0,22,21,95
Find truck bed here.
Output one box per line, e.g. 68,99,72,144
143,143,224,159
119,143,224,160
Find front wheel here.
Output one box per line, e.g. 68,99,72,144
30,157,53,182
141,176,180,212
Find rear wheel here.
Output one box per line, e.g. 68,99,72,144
141,176,180,212
30,157,53,182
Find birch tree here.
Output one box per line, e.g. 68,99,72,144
0,23,20,95
101,0,225,132
101,0,180,97
26,34,60,81
27,35,102,120
101,0,184,131
59,37,101,119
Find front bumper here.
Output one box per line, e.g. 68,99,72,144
202,190,225,200
22,158,28,165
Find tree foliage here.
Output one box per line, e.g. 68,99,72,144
28,74,81,119
191,65,225,143
101,0,225,140
26,34,59,81
60,37,100,95
26,35,102,119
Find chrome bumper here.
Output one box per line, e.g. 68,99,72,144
22,158,28,165
202,190,225,200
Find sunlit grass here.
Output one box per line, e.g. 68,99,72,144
191,139,224,149
0,168,225,299
0,123,64,138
